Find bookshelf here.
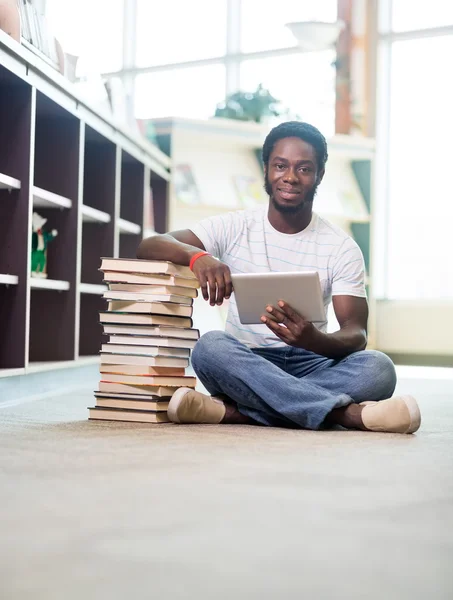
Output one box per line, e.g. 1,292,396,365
0,30,171,376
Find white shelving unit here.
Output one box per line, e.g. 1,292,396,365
0,173,21,190
0,274,19,285
0,27,170,376
79,283,107,295
30,278,70,291
81,205,111,223
118,218,141,235
33,186,72,209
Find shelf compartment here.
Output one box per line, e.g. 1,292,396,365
80,283,107,295
0,69,33,371
0,173,21,190
118,218,141,235
32,186,72,209
82,205,111,223
30,278,70,291
29,287,76,362
0,274,18,285
79,294,104,356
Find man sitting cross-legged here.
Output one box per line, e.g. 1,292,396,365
137,121,420,434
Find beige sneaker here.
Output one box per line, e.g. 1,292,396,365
168,387,226,424
360,395,421,434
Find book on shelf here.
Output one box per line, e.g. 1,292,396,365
107,300,193,318
99,312,193,328
106,335,197,350
103,290,193,305
100,373,197,387
102,324,200,340
100,364,186,376
100,258,196,279
101,344,190,358
102,271,199,289
100,353,189,368
89,407,169,423
95,397,170,411
98,381,179,397
107,283,198,298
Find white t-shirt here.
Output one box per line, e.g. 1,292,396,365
191,207,366,348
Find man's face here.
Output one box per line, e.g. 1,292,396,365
265,137,323,214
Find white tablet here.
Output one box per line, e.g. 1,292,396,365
231,271,326,325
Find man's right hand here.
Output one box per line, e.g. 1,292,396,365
191,254,232,306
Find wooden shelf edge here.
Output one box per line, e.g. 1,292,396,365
0,274,19,285
30,278,70,291
82,205,111,224
33,186,72,209
80,283,108,295
0,173,21,190
118,218,142,235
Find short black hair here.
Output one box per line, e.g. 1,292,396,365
262,121,328,172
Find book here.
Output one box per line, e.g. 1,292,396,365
100,364,186,376
100,373,196,387
100,353,189,368
101,344,190,358
99,312,193,328
107,335,197,350
100,258,196,279
102,271,199,289
89,407,169,423
107,301,193,318
102,324,200,340
108,283,198,298
95,397,170,411
95,391,172,401
98,382,179,396
103,290,193,305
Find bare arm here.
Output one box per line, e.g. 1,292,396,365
262,295,368,359
137,229,206,265
137,230,232,306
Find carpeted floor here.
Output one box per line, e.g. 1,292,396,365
0,367,452,599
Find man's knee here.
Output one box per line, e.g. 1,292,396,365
361,350,397,398
191,330,236,371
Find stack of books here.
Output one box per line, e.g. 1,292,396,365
88,258,200,424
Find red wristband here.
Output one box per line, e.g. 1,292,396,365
189,251,210,271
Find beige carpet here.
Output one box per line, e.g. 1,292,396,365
0,369,452,600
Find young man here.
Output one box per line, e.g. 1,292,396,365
137,121,421,434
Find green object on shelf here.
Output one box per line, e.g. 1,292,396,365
31,212,58,279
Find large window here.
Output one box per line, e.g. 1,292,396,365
391,0,453,32
133,0,337,129
240,51,336,136
135,65,226,120
386,35,453,299
45,0,124,75
377,2,453,300
136,0,227,67
241,0,337,53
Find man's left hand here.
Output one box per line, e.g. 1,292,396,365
261,301,320,350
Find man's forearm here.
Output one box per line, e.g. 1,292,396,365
307,325,367,359
137,234,202,266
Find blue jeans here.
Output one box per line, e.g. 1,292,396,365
191,331,397,430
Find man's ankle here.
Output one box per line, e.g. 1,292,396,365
325,404,366,430
221,403,258,425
